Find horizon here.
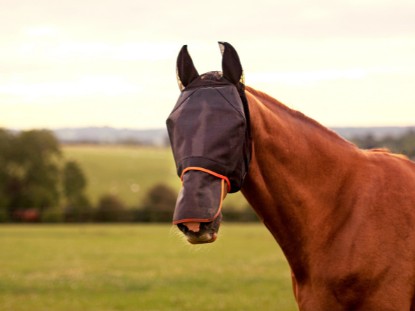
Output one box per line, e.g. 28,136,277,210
4,124,415,132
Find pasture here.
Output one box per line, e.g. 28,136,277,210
63,145,178,206
0,224,296,311
63,145,248,209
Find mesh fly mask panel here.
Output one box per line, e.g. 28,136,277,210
166,73,251,224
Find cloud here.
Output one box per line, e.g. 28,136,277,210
23,25,60,38
14,39,177,63
0,75,142,103
248,67,407,87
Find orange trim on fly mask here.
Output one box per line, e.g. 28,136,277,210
180,167,231,192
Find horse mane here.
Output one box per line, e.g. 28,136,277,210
244,86,413,161
368,148,409,160
245,85,355,147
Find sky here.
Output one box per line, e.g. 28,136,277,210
0,0,414,130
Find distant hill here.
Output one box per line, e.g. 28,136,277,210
51,126,415,145
53,127,168,146
332,126,415,140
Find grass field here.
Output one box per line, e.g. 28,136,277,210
0,224,297,311
63,145,248,209
63,145,178,206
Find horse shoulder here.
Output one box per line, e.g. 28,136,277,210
308,150,415,307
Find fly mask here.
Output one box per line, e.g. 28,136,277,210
166,42,251,227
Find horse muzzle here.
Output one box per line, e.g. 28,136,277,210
172,170,227,244
177,217,222,244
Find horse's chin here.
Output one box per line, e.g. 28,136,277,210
186,231,218,244
177,216,221,244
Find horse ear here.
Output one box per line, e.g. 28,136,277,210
176,45,199,91
219,42,244,85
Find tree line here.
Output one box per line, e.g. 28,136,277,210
0,129,257,223
2,128,412,223
351,130,415,159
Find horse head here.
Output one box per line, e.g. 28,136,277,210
166,42,251,244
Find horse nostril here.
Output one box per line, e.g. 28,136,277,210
184,222,201,232
177,223,189,234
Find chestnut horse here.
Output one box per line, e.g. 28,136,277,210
166,42,415,310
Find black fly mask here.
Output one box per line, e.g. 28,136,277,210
166,42,251,226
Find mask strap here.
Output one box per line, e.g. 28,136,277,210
180,167,231,192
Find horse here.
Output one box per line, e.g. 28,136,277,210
166,42,415,310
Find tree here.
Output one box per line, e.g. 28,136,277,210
63,160,91,222
140,183,177,222
0,129,13,221
95,194,126,222
401,130,415,159
7,130,61,217
352,134,378,150
352,130,415,160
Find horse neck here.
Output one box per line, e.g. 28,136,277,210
242,86,360,278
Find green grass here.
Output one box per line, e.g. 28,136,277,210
63,145,248,209
63,145,177,206
0,224,297,311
